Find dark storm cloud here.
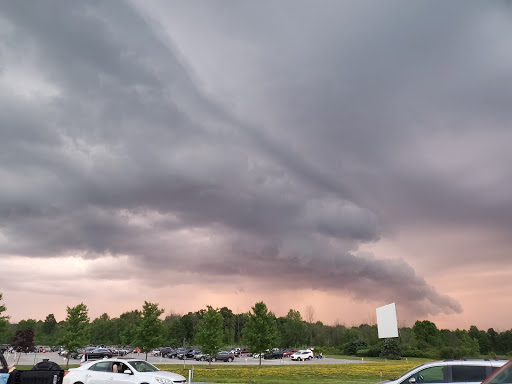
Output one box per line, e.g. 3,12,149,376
3,0,510,317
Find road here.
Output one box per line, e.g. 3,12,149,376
3,351,370,367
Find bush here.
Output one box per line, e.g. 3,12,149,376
439,347,456,359
403,348,436,358
380,338,402,360
345,339,367,355
321,346,344,355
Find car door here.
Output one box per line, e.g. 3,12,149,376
451,364,491,384
110,363,135,384
86,361,114,384
401,364,449,384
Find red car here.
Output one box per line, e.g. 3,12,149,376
482,360,512,384
282,349,296,357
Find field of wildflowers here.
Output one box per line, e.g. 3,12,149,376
158,359,430,384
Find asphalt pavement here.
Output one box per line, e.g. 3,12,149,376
3,351,370,367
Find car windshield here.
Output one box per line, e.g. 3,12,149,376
484,362,512,384
128,361,159,372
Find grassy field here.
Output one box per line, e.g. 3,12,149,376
17,357,431,384
155,358,431,384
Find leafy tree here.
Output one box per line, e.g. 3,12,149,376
90,313,115,345
456,331,480,357
468,325,490,355
280,309,308,348
219,307,235,345
0,292,9,343
380,338,402,359
164,314,186,346
180,312,200,345
11,328,35,363
242,302,278,367
119,310,141,346
136,302,164,360
62,303,90,367
40,314,58,344
413,320,440,348
195,306,224,367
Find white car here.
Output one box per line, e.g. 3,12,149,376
64,358,186,384
290,349,314,361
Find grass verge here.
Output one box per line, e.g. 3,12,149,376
157,359,430,384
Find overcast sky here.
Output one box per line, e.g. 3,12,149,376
1,1,511,331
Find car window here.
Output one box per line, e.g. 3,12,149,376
452,365,488,382
89,362,111,372
485,363,512,384
402,366,447,384
128,361,158,372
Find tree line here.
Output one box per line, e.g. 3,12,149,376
1,292,512,360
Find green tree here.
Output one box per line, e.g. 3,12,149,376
40,314,58,344
136,302,164,360
195,306,224,367
280,309,308,348
118,310,141,346
219,307,235,345
164,314,186,346
413,320,440,349
380,338,402,360
62,303,90,368
242,302,278,367
90,313,115,345
0,293,10,343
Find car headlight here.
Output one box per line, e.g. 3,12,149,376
155,378,173,384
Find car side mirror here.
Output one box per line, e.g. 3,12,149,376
409,378,416,384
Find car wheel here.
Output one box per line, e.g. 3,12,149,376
308,356,312,360
200,357,205,361
228,357,233,362
211,357,216,362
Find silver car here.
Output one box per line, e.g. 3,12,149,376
378,359,508,384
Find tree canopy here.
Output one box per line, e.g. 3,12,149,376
136,301,164,360
242,301,279,367
195,306,224,367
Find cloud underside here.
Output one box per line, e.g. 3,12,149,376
2,1,511,317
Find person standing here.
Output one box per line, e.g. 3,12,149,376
80,350,88,365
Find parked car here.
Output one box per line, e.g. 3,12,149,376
159,347,175,358
63,358,186,384
167,348,186,359
86,348,113,360
290,349,314,361
264,349,284,359
112,347,128,356
211,351,235,362
282,349,296,357
378,359,508,384
194,352,210,361
482,360,512,384
184,349,202,359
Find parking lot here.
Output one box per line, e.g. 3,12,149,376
3,351,370,367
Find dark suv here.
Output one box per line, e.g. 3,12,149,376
160,347,175,358
211,351,235,362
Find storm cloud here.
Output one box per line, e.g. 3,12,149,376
1,0,511,323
